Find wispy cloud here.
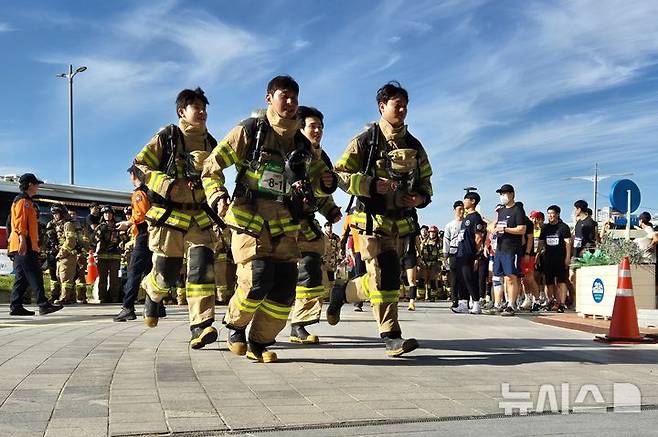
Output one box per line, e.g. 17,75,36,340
293,39,310,50
0,22,14,32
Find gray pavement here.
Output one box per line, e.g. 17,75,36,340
1,302,658,436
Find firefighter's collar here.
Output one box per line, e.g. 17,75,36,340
266,105,300,138
178,118,207,144
379,117,407,141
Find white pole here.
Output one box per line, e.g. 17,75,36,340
593,163,598,222
626,189,631,241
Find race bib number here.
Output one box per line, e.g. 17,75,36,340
574,237,582,248
546,235,559,246
258,162,287,195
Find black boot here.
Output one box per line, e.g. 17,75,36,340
246,340,277,363
113,307,136,322
143,295,159,327
326,281,347,325
290,324,319,344
38,302,63,315
383,335,418,357
158,302,167,318
190,325,218,349
227,328,247,356
10,306,35,316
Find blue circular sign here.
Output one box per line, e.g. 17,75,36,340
592,278,604,303
609,179,641,214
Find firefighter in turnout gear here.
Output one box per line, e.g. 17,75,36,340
67,210,89,303
44,208,63,300
52,206,80,304
322,221,341,283
327,81,433,357
133,87,219,349
95,206,123,303
289,106,342,345
202,76,337,363
419,225,442,300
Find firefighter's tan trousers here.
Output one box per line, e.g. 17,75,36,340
75,256,87,301
290,237,325,326
56,254,78,301
224,229,300,346
141,222,216,328
214,253,233,302
344,233,402,335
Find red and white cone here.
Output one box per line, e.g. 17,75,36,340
595,256,655,344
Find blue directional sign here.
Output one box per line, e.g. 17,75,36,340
609,179,641,214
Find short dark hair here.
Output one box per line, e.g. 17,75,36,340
453,200,464,209
585,208,593,217
464,192,481,205
376,81,409,106
639,211,652,226
298,106,324,128
420,225,429,231
324,221,332,227
176,87,209,117
574,200,588,211
267,75,299,96
547,205,561,215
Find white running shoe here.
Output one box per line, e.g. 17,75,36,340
520,296,533,311
469,301,482,314
451,301,469,314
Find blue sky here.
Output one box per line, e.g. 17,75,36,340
1,0,658,226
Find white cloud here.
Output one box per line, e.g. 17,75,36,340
293,39,310,50
0,22,14,32
37,1,277,117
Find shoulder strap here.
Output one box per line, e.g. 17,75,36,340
239,116,270,161
157,124,179,174
320,150,333,170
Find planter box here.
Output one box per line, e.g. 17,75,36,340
576,264,656,318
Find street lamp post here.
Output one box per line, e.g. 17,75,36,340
564,163,632,222
56,64,87,185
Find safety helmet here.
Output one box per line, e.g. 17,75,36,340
50,205,66,215
101,205,114,214
429,225,438,233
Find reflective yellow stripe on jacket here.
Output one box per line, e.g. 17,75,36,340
350,212,415,237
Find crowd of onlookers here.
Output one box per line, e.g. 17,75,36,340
401,185,658,316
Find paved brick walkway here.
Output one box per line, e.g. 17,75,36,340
1,303,658,436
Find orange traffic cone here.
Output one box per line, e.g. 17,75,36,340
595,256,655,344
86,250,99,285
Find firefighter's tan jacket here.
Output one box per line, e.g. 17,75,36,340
134,118,214,231
335,117,433,237
202,106,333,239
56,219,78,259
